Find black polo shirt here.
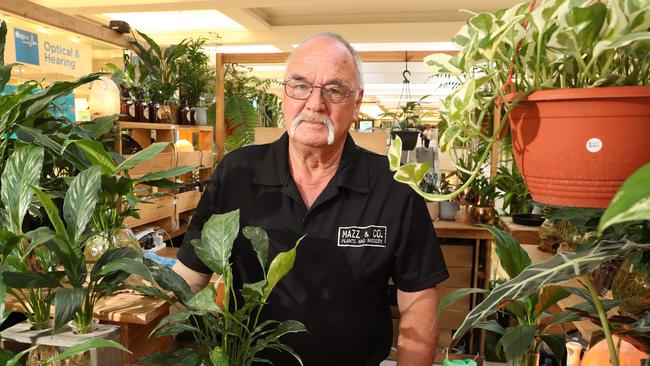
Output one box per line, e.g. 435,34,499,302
177,133,448,366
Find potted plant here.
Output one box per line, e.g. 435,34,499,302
177,37,215,125
0,146,132,365
381,95,429,150
106,57,150,122
394,0,650,207
131,31,188,124
136,210,305,366
438,162,650,366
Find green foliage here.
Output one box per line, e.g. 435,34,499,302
381,95,430,130
495,163,533,215
223,64,282,152
131,30,188,103
177,37,215,107
140,209,305,366
414,0,650,197
599,163,650,234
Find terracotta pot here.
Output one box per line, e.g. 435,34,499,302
454,204,473,224
580,336,648,366
426,201,439,220
509,86,650,208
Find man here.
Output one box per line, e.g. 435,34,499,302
174,32,448,366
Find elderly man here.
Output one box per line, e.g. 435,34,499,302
174,32,448,366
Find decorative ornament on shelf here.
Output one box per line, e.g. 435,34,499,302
88,76,120,118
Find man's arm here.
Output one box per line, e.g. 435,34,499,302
172,261,212,293
396,286,440,366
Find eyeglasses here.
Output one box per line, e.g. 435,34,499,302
282,79,357,104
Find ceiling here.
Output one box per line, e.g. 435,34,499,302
26,0,523,121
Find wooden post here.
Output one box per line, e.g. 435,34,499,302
216,53,225,160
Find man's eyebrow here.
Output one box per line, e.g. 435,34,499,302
288,74,307,81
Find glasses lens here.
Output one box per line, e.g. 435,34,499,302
285,80,312,99
323,84,350,103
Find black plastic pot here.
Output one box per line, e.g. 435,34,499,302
391,130,420,150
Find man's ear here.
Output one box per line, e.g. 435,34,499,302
353,89,365,120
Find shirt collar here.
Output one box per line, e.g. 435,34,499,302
253,132,369,193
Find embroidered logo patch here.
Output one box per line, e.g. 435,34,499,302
337,225,387,248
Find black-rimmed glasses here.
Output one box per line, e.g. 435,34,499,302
282,79,357,104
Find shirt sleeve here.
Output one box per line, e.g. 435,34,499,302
392,190,449,292
176,168,222,274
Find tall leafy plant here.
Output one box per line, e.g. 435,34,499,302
177,37,214,107
438,163,650,366
139,210,306,366
391,0,650,201
130,31,188,104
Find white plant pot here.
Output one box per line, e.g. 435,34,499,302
193,107,207,125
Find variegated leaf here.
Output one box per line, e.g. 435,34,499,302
452,239,649,342
63,166,101,244
0,145,44,233
193,210,240,275
598,163,650,234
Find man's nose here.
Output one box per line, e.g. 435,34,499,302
305,86,326,112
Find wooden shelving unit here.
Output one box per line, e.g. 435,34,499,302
115,121,214,235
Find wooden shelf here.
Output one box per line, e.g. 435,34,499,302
119,121,213,131
498,216,542,244
433,219,493,240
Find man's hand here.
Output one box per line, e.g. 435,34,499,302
172,261,211,293
396,286,440,366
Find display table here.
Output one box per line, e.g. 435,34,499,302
5,289,171,365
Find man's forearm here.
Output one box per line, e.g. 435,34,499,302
396,287,440,366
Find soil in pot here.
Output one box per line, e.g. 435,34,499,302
27,345,90,366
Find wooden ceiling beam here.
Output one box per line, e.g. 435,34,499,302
0,0,133,49
222,50,458,64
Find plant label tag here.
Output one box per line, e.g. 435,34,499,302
337,225,387,248
586,138,603,153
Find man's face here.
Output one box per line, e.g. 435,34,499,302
282,37,364,148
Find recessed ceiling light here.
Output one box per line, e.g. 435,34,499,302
37,27,52,34
103,10,244,32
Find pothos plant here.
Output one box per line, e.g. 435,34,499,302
435,162,650,366
137,210,306,366
391,0,650,201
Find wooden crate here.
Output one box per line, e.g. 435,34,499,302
200,149,213,167
441,245,474,268
124,196,174,228
1,322,122,366
126,152,175,178
176,189,201,214
177,151,202,167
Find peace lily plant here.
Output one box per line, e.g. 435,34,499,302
138,210,306,366
390,0,650,202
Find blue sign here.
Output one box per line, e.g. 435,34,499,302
14,28,40,66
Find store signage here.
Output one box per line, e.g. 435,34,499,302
14,28,40,65
7,23,92,77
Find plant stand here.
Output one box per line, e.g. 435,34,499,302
0,322,122,366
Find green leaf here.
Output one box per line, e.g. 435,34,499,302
485,226,532,279
437,288,489,319
116,142,170,173
95,257,153,282
501,325,537,361
387,136,402,171
243,226,269,269
0,273,6,322
451,238,648,342
608,31,650,49
193,210,240,275
0,230,21,258
2,271,64,288
150,310,205,338
1,145,44,233
546,310,582,328
151,322,200,338
150,266,194,303
32,186,68,241
628,311,650,333
78,114,117,139
263,235,304,300
21,73,104,118
474,320,505,335
91,247,140,278
5,345,38,366
44,338,129,365
136,165,194,183
209,346,230,366
14,125,88,170
64,140,116,174
24,227,58,256
54,287,87,332
137,348,202,366
540,334,566,364
242,279,266,305
63,165,101,244
534,285,570,315
267,320,307,340
187,286,220,313
598,163,650,234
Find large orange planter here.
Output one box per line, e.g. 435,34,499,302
509,86,650,208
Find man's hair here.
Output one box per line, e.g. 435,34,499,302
286,32,364,88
